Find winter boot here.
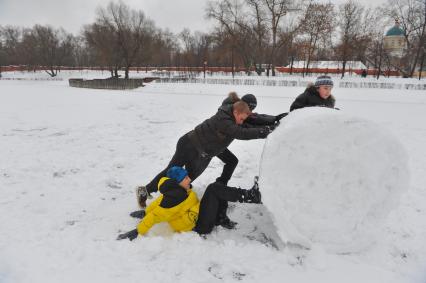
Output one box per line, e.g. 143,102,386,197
240,177,262,204
136,185,152,208
215,214,238,229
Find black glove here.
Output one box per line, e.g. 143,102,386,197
275,112,288,122
268,124,278,131
129,210,146,219
117,229,138,241
259,126,272,138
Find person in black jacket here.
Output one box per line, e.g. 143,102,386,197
136,100,272,211
212,92,286,228
290,75,336,112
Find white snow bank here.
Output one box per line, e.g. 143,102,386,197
259,107,410,253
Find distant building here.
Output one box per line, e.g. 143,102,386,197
384,19,406,58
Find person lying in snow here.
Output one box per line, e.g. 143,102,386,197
117,166,261,240
289,75,336,112
136,100,272,209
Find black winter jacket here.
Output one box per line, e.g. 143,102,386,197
188,104,267,157
290,86,335,112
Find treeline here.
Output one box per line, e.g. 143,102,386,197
0,0,425,78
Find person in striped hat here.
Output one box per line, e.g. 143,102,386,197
289,75,336,112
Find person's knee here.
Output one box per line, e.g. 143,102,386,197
206,182,224,194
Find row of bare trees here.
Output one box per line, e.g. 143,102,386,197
1,0,425,78
0,25,75,77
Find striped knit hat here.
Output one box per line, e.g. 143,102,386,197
314,75,334,87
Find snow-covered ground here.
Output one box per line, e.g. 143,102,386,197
0,77,425,283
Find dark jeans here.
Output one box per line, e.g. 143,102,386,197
146,134,239,194
194,182,242,235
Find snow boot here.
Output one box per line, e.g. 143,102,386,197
240,176,262,204
136,185,152,208
216,214,238,229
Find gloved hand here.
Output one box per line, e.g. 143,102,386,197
275,112,288,122
259,126,272,138
129,210,146,219
117,229,138,241
268,124,278,131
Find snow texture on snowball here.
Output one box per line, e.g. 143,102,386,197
259,107,409,253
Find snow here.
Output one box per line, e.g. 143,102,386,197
1,74,426,282
259,107,410,253
286,61,367,70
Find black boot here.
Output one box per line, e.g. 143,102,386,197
240,186,262,204
216,214,238,229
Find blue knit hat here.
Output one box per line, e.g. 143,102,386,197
315,75,334,87
167,166,188,183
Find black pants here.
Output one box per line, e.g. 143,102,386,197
194,182,242,235
216,148,239,185
146,134,238,194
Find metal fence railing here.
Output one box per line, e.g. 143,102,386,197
154,77,426,91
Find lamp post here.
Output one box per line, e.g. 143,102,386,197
203,61,207,79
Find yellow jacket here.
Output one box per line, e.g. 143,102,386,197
137,177,200,235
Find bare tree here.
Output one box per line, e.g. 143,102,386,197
144,30,178,67
206,0,258,74
245,0,270,74
84,23,122,77
29,25,74,77
255,0,303,76
0,27,4,77
1,26,22,66
299,2,335,75
96,1,154,79
337,0,364,78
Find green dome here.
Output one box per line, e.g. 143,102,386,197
386,25,404,36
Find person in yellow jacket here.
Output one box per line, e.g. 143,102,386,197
117,166,262,240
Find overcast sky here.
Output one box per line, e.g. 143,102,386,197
0,0,388,35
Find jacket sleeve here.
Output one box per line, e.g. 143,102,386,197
136,195,183,236
329,95,336,108
290,93,308,111
137,197,162,235
218,118,265,140
244,113,277,126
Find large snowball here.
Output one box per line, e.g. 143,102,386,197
259,107,409,253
